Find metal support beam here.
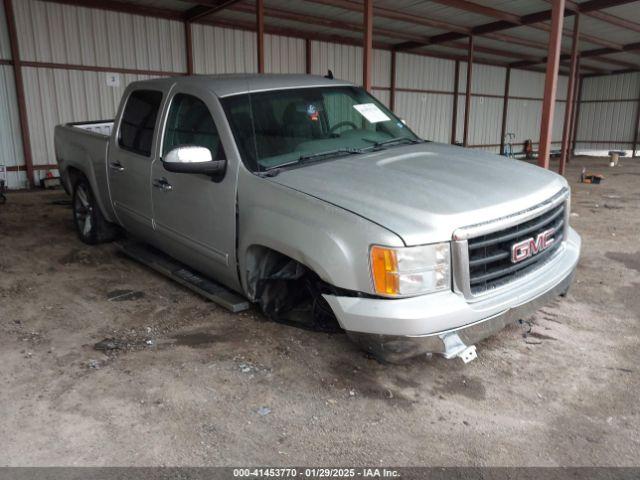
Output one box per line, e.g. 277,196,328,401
185,21,194,75
632,82,640,157
560,14,580,175
4,0,34,188
390,50,396,112
184,0,244,22
567,56,580,163
570,75,584,155
451,60,460,144
305,38,312,74
463,36,474,148
256,0,264,73
363,0,373,91
538,0,565,169
500,66,511,155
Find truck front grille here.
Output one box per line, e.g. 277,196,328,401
467,202,565,295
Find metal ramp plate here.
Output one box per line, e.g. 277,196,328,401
116,241,250,313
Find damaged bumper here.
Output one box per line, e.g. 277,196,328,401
323,228,581,363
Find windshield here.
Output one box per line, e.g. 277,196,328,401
221,86,421,172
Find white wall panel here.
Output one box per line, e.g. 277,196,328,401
395,91,452,143
396,53,455,91
576,72,640,152
310,41,361,85
264,34,305,74
468,97,503,146
0,0,11,60
371,88,390,108
372,49,391,88
192,24,257,74
510,69,545,98
459,63,506,96
0,65,26,189
14,0,186,72
505,99,542,145
22,67,160,183
576,101,638,143
582,72,640,101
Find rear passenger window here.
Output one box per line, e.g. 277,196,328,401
118,90,163,157
163,94,223,159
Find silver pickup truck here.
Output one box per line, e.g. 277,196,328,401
54,74,581,363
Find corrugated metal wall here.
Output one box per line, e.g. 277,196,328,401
0,0,26,189
10,0,186,187
2,0,604,189
576,72,640,154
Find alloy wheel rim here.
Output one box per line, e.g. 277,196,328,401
74,185,93,236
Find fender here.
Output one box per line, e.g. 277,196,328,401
237,171,404,297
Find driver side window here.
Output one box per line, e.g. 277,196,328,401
163,94,223,159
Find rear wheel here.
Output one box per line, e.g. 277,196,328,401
72,177,118,244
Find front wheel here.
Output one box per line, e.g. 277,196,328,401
72,177,118,244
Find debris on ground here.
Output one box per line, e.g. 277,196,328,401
257,406,271,416
106,289,145,302
580,168,604,184
94,337,156,352
88,359,100,369
94,338,126,351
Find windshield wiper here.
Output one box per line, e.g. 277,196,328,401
257,148,361,177
364,137,424,149
297,148,361,162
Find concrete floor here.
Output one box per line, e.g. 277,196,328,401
0,156,638,466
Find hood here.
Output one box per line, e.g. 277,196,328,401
268,142,568,246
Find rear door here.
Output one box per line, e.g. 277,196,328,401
150,87,240,290
108,88,163,239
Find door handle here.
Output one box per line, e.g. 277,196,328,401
109,161,124,172
153,177,173,192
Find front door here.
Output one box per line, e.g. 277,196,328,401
108,89,163,239
150,90,239,290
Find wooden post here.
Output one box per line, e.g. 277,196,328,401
463,36,474,148
363,0,373,91
305,38,312,74
538,0,565,169
256,0,264,73
185,21,194,75
390,50,396,112
559,13,580,175
4,0,35,188
451,60,460,144
500,66,511,155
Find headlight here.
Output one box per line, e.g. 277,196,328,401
370,243,451,297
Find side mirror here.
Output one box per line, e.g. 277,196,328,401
162,146,226,175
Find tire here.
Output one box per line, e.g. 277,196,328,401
72,177,118,244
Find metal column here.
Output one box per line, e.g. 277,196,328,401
256,0,265,73
538,0,566,169
3,0,34,188
463,36,474,148
363,0,373,91
559,13,580,175
500,66,511,155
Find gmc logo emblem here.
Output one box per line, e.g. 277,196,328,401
511,228,556,263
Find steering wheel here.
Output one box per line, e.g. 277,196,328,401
330,121,358,134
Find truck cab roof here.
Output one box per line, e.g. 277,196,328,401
127,74,354,98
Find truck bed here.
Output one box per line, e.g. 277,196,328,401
54,119,116,223
66,120,114,137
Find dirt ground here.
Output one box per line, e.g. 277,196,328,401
0,156,638,467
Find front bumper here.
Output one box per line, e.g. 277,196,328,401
323,227,581,362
